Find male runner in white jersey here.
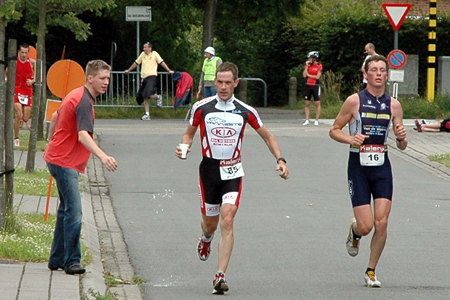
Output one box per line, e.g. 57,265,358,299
330,55,407,288
175,62,289,294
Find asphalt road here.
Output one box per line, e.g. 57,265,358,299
95,118,450,300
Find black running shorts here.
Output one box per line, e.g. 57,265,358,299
347,152,393,207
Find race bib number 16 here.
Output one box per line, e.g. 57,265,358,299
220,158,245,180
359,144,385,166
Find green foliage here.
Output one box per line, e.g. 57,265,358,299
286,0,450,97
319,93,450,120
106,1,205,82
10,0,116,41
401,94,450,119
0,1,23,22
321,70,345,104
87,289,118,300
215,0,304,106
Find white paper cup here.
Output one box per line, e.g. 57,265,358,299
179,143,189,159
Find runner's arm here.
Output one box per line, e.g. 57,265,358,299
256,126,289,179
391,98,408,150
175,124,198,159
329,94,368,146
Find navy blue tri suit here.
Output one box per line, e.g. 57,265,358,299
347,89,393,207
190,95,263,216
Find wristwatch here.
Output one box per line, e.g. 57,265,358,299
277,157,287,164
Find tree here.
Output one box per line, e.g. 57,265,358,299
201,0,218,53
1,0,22,227
0,0,6,228
213,0,303,106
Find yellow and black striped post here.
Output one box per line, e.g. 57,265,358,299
427,0,437,101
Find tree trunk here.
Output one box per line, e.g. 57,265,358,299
26,0,47,172
5,40,17,220
202,0,217,54
0,0,6,227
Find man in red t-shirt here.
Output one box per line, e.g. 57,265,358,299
44,59,118,275
302,51,323,126
11,44,35,146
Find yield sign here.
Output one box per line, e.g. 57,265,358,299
382,3,412,31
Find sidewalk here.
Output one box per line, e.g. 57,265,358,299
0,115,449,300
0,150,142,299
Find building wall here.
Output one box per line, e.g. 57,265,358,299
386,0,450,15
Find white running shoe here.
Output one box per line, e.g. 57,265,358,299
314,120,319,126
141,114,151,120
346,218,360,257
212,271,229,294
156,95,162,107
302,120,309,126
14,138,20,147
364,270,381,288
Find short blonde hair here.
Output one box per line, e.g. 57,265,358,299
85,60,111,79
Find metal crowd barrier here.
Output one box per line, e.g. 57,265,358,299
96,71,175,107
96,72,268,107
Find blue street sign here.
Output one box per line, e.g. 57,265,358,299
387,50,407,69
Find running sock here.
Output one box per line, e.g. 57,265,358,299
202,233,213,242
366,268,375,274
352,226,361,240
145,112,150,116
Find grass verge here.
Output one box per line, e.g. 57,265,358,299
429,153,450,169
15,166,58,197
0,212,91,265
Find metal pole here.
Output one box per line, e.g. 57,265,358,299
427,0,437,101
136,21,140,92
393,82,399,99
394,30,398,50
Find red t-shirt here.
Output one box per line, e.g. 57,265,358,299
44,86,95,173
14,59,34,105
306,63,323,86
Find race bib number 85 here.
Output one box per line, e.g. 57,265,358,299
359,144,385,166
220,158,245,180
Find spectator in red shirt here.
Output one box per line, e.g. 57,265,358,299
44,59,117,275
302,51,323,126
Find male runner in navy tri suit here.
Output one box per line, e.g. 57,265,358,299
329,55,407,288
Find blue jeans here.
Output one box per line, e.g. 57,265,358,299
204,86,216,98
47,163,82,271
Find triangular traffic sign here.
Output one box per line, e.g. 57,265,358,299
382,3,412,31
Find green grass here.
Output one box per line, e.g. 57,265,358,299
14,166,58,197
85,289,118,300
0,213,56,262
0,212,91,264
15,132,47,151
429,153,450,169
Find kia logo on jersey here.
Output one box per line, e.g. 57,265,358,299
211,127,237,138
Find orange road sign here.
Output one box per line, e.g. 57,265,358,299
47,59,85,99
